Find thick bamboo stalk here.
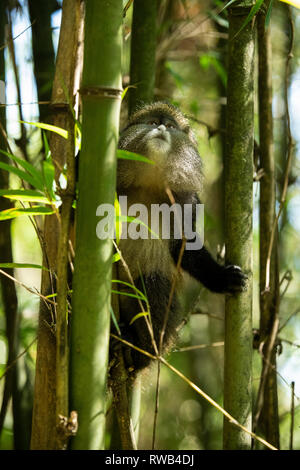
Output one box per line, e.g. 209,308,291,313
128,0,157,115
70,0,123,450
223,1,254,450
30,0,81,450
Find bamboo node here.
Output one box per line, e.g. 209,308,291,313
79,86,123,99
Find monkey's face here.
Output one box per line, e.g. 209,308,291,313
118,103,203,192
120,112,182,161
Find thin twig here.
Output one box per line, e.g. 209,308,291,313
279,337,300,349
278,307,300,333
7,12,29,163
0,268,56,306
0,20,36,51
253,317,279,433
123,0,134,17
0,337,37,380
264,6,294,292
289,381,295,450
174,341,224,352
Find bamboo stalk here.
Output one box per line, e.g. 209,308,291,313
223,1,254,450
70,0,123,450
30,0,81,450
254,3,280,448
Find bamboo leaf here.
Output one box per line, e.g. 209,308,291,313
0,149,44,190
111,289,145,301
117,149,155,165
42,131,51,160
110,305,121,335
0,161,40,188
0,206,55,220
116,215,160,240
114,193,122,243
20,120,68,139
129,311,149,326
0,189,53,204
265,0,274,27
112,252,121,263
218,0,239,14
0,262,48,270
111,279,148,303
234,0,264,38
279,0,300,8
42,159,56,200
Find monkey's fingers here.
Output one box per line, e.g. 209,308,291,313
222,265,248,294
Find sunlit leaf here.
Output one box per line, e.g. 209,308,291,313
112,252,121,263
117,149,155,165
0,262,48,270
279,0,300,8
129,311,150,325
0,206,55,221
0,189,52,204
0,161,40,189
42,159,56,200
121,86,129,100
20,120,68,139
0,149,44,190
114,193,122,244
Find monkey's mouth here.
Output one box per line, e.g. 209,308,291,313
154,134,168,142
148,129,170,143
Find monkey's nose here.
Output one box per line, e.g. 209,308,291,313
158,124,166,132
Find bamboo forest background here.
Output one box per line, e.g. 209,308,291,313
0,0,300,450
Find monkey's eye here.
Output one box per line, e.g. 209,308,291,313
148,120,160,126
166,123,176,129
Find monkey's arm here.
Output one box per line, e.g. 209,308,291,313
170,240,247,294
170,192,247,294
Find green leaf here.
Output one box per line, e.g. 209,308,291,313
110,305,121,335
0,149,44,190
111,289,145,301
234,0,264,38
20,120,68,139
121,86,129,100
0,161,40,189
0,189,52,204
117,149,155,165
111,279,148,303
0,262,48,270
112,252,121,263
265,0,274,27
42,131,51,160
129,311,150,326
199,53,227,87
42,159,56,200
218,0,238,14
0,206,55,221
114,193,122,243
116,215,159,240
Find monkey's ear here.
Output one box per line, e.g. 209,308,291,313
185,127,198,147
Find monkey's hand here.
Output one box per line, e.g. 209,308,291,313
219,265,248,294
